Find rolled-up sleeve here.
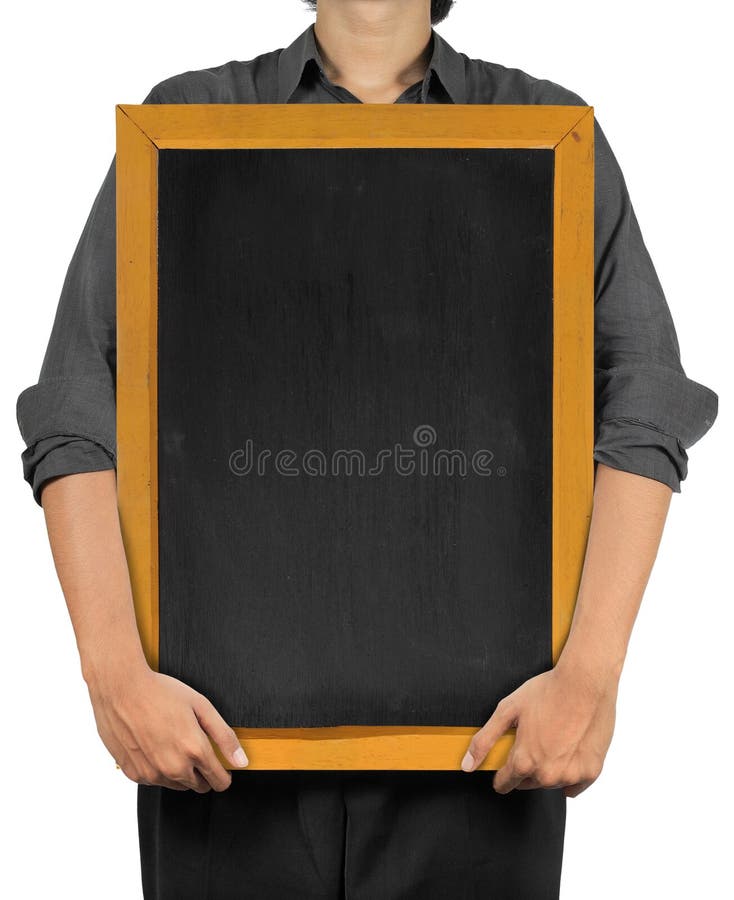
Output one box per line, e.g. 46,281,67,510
591,115,718,491
532,78,718,492
16,83,168,506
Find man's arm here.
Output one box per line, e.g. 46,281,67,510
556,464,672,690
41,469,249,790
17,81,248,790
460,93,718,790
461,463,671,795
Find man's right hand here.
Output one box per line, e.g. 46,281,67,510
85,662,249,792
38,471,250,793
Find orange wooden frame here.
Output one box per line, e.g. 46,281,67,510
116,103,595,770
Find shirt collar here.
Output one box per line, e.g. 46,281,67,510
277,23,467,104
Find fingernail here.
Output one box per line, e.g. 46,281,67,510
461,750,475,772
232,747,249,767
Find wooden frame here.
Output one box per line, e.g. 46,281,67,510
116,103,595,770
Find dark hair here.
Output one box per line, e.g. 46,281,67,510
299,1,455,26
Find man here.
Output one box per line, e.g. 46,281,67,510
15,0,718,897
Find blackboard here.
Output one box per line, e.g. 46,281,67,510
116,102,595,767
155,146,554,728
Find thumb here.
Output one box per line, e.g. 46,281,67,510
461,696,517,772
192,693,249,768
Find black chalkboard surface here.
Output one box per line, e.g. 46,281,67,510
156,146,554,728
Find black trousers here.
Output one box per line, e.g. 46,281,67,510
138,771,566,899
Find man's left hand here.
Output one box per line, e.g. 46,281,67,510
460,659,619,798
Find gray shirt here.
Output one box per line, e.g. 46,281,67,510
15,22,718,505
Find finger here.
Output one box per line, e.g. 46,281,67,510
141,772,190,791
171,764,211,793
493,768,529,795
191,693,249,769
187,731,234,792
117,757,185,790
139,745,211,793
105,732,131,772
513,777,541,790
461,696,518,772
165,750,214,792
133,751,204,792
103,714,208,792
515,774,577,791
492,742,535,794
110,741,146,786
136,756,191,791
564,780,594,798
188,768,213,793
157,778,190,791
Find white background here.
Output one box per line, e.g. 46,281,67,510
1,1,730,896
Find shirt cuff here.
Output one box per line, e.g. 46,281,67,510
593,419,687,492
594,363,718,491
594,363,718,448
22,436,116,506
16,376,117,506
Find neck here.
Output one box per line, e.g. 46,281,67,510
313,0,433,103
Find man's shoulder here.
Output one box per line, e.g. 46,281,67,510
464,52,588,107
146,45,281,103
